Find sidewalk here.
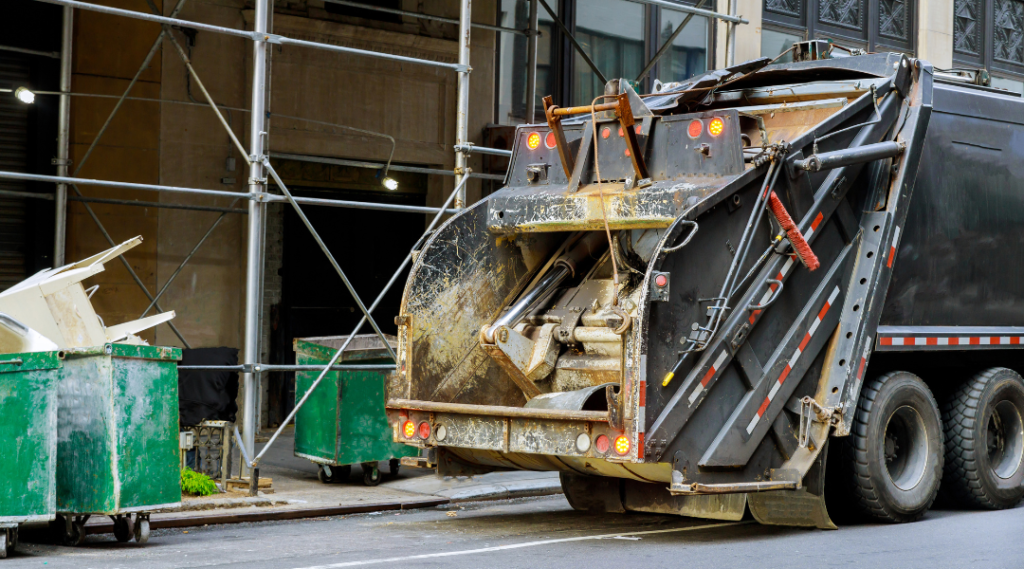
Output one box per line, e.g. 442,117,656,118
81,428,563,535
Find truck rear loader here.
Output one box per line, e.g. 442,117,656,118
386,43,1024,528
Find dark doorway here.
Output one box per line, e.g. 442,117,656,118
0,2,62,289
267,159,430,426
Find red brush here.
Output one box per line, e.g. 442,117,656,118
767,191,820,271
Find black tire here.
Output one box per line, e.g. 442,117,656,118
317,464,351,484
113,516,132,543
362,463,381,486
841,371,944,523
559,472,625,513
388,458,401,478
941,367,1024,509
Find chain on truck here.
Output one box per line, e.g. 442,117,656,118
385,41,1024,528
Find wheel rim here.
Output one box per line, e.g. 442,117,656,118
988,399,1024,479
883,405,929,490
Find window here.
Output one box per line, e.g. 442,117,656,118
573,0,646,105
761,1,916,55
990,75,1024,93
496,0,557,124
494,0,714,120
761,28,804,63
657,8,709,83
953,0,1024,85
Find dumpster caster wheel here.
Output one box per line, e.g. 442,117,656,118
133,515,150,545
0,530,7,559
318,464,351,484
51,515,88,547
389,458,401,478
7,527,17,555
112,516,133,543
362,463,381,486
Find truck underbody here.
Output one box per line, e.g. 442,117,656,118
386,45,1024,528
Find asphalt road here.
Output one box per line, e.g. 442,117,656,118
8,495,1023,569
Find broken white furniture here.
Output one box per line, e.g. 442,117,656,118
0,237,175,350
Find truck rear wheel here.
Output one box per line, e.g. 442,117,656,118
559,472,624,513
842,371,943,522
941,367,1024,509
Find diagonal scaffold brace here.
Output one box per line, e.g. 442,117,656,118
243,166,468,470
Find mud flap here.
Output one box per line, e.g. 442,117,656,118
747,440,837,530
623,479,747,521
560,472,626,513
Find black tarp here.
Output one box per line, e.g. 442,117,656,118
178,347,239,427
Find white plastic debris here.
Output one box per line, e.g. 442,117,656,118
0,236,175,351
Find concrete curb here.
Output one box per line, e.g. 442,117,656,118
76,480,562,536
82,497,449,535
445,479,563,503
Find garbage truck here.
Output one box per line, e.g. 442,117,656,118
385,42,1024,528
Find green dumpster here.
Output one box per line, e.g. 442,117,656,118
293,335,416,486
0,351,61,558
53,343,182,546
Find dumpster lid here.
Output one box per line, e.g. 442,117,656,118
294,334,396,362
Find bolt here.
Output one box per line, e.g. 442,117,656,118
497,328,509,343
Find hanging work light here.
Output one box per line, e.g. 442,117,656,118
14,87,35,104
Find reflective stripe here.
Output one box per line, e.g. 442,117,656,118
688,350,729,405
746,285,839,434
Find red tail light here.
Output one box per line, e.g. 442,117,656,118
687,119,703,139
545,131,557,148
418,421,432,439
594,435,610,454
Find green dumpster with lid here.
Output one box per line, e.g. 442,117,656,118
0,351,61,558
53,343,182,546
293,334,416,485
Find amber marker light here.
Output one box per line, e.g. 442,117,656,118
614,435,631,455
687,119,703,139
527,132,541,149
708,117,725,137
402,421,416,439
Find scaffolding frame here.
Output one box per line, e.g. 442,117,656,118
14,0,746,481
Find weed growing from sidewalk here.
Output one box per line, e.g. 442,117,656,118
181,467,219,496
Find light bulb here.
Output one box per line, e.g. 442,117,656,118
382,177,399,191
14,87,35,104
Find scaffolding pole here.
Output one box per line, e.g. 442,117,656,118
242,0,271,478
453,0,472,209
726,0,737,66
53,5,72,266
524,0,539,123
0,170,461,214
